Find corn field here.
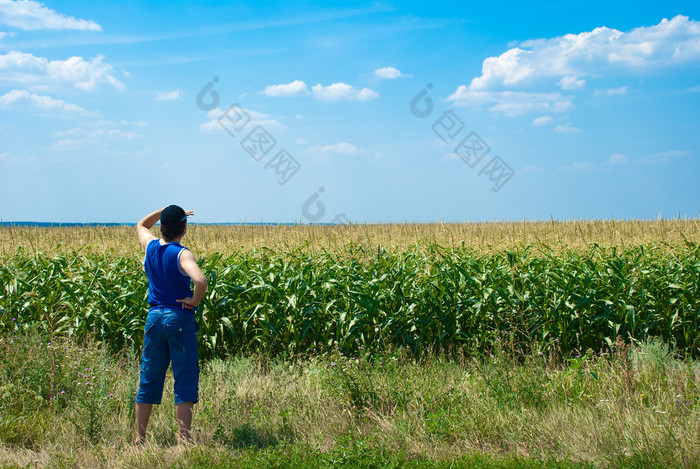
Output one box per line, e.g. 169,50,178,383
1,229,698,359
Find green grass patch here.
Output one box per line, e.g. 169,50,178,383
0,332,697,468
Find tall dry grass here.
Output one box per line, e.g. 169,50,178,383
1,218,699,258
0,333,697,468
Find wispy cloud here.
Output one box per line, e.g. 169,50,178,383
553,123,581,134
200,107,284,132
558,153,628,171
0,89,98,115
557,75,585,90
155,90,182,101
605,153,629,166
593,86,630,96
0,151,19,162
641,150,692,164
558,161,594,171
49,121,143,152
559,150,692,171
0,0,101,31
316,142,359,154
532,115,553,126
301,141,364,161
447,90,572,115
4,4,395,49
519,164,546,174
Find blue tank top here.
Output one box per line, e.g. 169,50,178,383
144,239,194,310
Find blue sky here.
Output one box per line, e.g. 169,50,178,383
1,0,699,223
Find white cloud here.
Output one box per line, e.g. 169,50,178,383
373,66,406,79
641,150,692,164
261,80,310,97
691,85,700,92
557,75,586,89
0,0,101,31
155,90,182,101
199,106,284,132
447,88,573,115
532,115,553,126
0,89,97,115
260,80,379,101
311,82,378,101
593,86,630,96
0,50,125,91
318,142,359,154
466,16,700,92
296,138,307,145
553,123,581,134
468,47,536,90
449,16,700,115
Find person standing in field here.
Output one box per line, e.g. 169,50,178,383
134,205,207,444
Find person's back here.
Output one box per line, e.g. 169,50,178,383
144,239,193,310
133,205,207,444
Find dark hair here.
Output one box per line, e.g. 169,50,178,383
161,220,186,242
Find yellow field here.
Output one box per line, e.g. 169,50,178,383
1,218,699,257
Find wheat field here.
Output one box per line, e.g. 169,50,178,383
2,218,699,258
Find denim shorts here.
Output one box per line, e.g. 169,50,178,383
136,307,200,405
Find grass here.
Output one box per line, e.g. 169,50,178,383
0,331,697,468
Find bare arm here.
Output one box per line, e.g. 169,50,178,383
136,207,194,249
136,207,165,250
176,249,208,309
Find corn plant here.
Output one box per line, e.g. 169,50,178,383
1,242,698,359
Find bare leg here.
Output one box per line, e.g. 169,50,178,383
135,403,153,443
175,402,194,443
